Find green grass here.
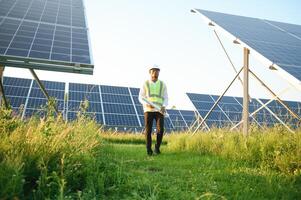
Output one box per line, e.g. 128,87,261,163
0,107,300,199
99,142,301,199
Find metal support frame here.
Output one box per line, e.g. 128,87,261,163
188,111,210,132
230,87,290,129
210,30,298,134
192,66,244,135
249,69,301,121
29,69,59,114
0,65,8,108
243,48,250,136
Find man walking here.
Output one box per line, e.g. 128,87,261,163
139,65,168,156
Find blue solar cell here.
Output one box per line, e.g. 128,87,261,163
67,111,103,123
30,88,65,99
6,96,26,108
139,115,144,125
187,93,214,102
102,94,132,104
165,117,174,129
3,76,32,87
26,98,47,109
24,109,46,118
68,101,102,113
225,112,241,122
211,95,239,104
104,114,139,126
135,105,144,115
27,98,64,110
101,85,130,95
166,109,181,115
196,9,301,82
219,103,242,112
3,86,29,97
267,20,301,39
103,103,136,114
69,83,99,92
32,80,65,90
130,87,139,96
192,101,216,111
69,91,100,102
131,95,140,105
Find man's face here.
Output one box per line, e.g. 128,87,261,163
150,69,159,81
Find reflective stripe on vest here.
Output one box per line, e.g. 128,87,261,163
144,80,164,106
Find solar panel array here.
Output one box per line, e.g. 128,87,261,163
0,0,93,74
195,9,301,81
2,76,196,132
187,93,301,128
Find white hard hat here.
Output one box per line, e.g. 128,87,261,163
149,64,160,72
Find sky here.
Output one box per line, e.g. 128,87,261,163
4,0,301,110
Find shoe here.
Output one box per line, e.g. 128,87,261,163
147,150,153,156
154,145,161,154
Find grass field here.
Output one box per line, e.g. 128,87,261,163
0,108,300,199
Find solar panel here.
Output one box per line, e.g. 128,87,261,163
3,76,200,132
0,0,93,74
179,110,197,127
3,76,31,113
101,85,140,128
194,9,301,82
187,92,301,128
166,109,187,131
67,83,102,123
25,79,65,117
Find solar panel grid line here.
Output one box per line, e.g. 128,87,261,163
26,1,47,59
1,0,18,20
81,0,94,65
21,79,33,119
177,109,189,128
98,85,106,125
167,109,188,129
48,3,61,62
233,97,263,127
184,100,209,130
210,95,236,126
128,87,142,127
3,19,25,56
256,98,294,132
255,98,287,124
264,20,301,42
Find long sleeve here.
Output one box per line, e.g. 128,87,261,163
138,82,147,106
162,82,168,107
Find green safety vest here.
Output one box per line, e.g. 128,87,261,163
144,80,165,107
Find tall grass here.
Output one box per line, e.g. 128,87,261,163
0,107,123,199
167,126,301,175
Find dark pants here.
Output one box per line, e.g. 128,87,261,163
144,112,164,152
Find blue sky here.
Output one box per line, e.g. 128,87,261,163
5,0,301,109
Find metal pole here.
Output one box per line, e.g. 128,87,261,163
0,65,9,108
192,66,244,135
29,69,59,114
243,48,250,136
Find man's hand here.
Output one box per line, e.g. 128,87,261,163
160,106,166,114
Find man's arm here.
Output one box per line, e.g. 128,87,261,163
162,82,168,107
138,83,146,105
160,82,168,114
